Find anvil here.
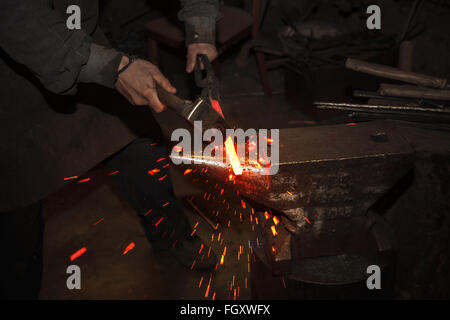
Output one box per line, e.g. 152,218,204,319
173,120,415,280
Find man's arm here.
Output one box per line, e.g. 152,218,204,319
0,0,93,94
178,0,220,73
0,0,174,112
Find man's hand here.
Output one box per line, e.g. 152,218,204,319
186,43,218,73
115,57,176,113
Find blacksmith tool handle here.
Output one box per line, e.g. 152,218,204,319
156,84,193,119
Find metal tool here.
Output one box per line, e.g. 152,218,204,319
156,54,230,132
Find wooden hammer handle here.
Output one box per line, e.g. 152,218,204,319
346,58,447,89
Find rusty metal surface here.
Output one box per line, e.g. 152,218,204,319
234,121,414,227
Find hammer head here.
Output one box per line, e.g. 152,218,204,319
178,97,231,134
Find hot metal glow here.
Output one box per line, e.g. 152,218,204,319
225,137,243,175
210,99,225,120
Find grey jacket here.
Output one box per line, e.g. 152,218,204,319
0,0,219,211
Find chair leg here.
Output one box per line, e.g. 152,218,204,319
255,51,272,97
147,38,158,66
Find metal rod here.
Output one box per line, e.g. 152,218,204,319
185,198,218,231
315,101,450,114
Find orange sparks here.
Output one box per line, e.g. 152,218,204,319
271,225,278,237
144,208,152,216
241,200,246,209
265,137,274,143
184,169,193,175
304,216,311,224
264,211,270,220
210,98,225,120
156,157,166,162
70,247,87,261
198,276,203,288
273,216,280,225
205,276,212,298
64,176,78,181
162,202,170,207
220,246,227,265
123,242,135,255
225,137,243,175
108,170,119,175
220,189,224,195
155,217,164,227
173,145,183,152
77,178,91,183
92,217,104,226
148,168,160,175
286,190,293,195
199,243,204,254
158,174,167,181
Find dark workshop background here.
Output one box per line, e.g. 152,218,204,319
37,0,450,300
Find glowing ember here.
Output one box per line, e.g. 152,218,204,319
70,247,86,261
156,158,165,162
264,211,270,220
158,175,167,181
123,242,135,255
77,178,91,183
273,216,280,225
270,225,278,237
108,171,119,175
184,169,193,175
210,98,225,120
220,246,227,265
155,217,164,227
225,137,243,175
304,216,311,224
173,145,183,152
64,176,78,181
205,275,212,298
241,200,246,209
92,218,104,226
148,168,160,175
162,202,170,207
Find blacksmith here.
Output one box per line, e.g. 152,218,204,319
0,0,219,299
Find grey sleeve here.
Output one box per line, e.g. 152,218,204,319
78,44,123,89
178,0,221,45
0,0,122,95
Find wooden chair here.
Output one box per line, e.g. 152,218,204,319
144,1,272,96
